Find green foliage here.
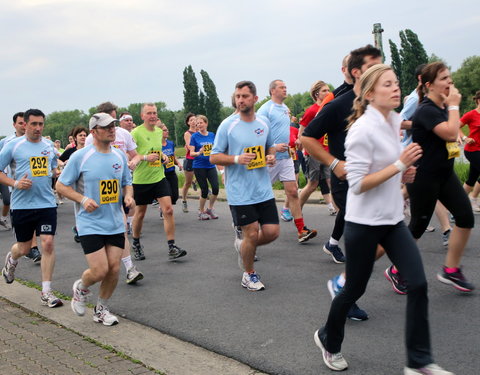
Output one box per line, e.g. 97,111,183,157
452,56,480,113
183,65,200,114
44,109,88,144
454,161,469,184
174,110,187,147
389,29,428,100
200,69,223,133
198,91,206,115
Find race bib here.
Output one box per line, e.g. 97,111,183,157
149,150,162,167
203,143,213,156
446,142,460,159
244,145,266,170
29,156,48,177
165,155,175,169
289,147,297,160
323,134,329,146
99,179,119,204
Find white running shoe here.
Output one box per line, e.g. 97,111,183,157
241,272,265,291
0,218,11,230
2,252,16,284
126,265,144,284
93,305,119,326
71,279,90,316
314,329,348,371
198,212,210,220
404,363,455,375
41,291,63,308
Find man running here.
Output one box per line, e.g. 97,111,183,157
211,80,279,291
130,103,187,261
56,113,134,325
0,109,62,308
257,80,317,243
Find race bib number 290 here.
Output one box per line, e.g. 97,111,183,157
100,179,119,204
244,145,266,170
29,156,48,176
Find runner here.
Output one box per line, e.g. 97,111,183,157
314,64,454,375
130,103,187,261
211,80,279,291
56,113,134,325
84,104,144,284
302,45,383,321
180,113,198,212
161,124,182,213
0,109,63,308
189,115,219,220
407,62,474,292
257,80,317,243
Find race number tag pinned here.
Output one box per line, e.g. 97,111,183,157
99,179,119,204
29,156,48,177
445,142,460,159
244,145,266,170
149,150,162,167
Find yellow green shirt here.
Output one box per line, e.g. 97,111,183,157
131,124,165,184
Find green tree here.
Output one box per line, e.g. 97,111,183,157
174,110,187,147
198,91,206,115
200,70,222,133
389,29,428,98
452,56,480,112
183,65,200,114
44,109,89,144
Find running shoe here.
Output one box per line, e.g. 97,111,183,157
327,275,368,321
41,291,63,308
327,203,337,216
132,241,145,260
442,229,451,247
205,208,218,219
93,305,119,326
126,265,144,284
151,200,159,207
72,226,80,243
323,242,345,263
25,246,42,263
437,267,474,292
384,265,408,295
192,181,198,191
168,244,187,260
404,363,455,375
198,211,210,220
2,252,16,284
241,272,265,291
280,208,293,222
71,279,90,316
298,227,317,243
234,238,244,271
0,218,11,230
182,200,188,213
314,329,348,371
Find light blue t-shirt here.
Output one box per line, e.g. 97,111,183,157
400,88,419,147
0,136,57,209
257,100,290,160
190,132,216,169
211,115,274,205
58,144,132,236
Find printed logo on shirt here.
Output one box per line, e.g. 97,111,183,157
41,149,51,156
29,156,49,177
254,128,264,136
112,163,122,173
40,224,52,232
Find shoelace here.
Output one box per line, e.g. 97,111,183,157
250,273,260,283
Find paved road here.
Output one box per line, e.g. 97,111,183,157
2,199,479,375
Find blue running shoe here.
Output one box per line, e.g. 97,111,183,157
323,242,345,264
327,275,369,321
280,208,293,222
327,275,342,298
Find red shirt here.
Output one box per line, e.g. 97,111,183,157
300,102,329,154
461,109,480,152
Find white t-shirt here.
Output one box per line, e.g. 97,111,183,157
85,127,136,155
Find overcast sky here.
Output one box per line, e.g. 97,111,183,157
1,0,478,136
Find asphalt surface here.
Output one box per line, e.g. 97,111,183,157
2,198,479,375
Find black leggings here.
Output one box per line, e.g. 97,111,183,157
464,150,480,187
164,171,179,205
193,167,219,199
330,176,348,241
322,221,431,368
407,172,474,239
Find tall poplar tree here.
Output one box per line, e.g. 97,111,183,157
200,69,222,132
183,65,200,114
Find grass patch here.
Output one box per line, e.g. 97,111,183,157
454,160,469,184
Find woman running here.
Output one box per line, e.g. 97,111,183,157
314,64,454,375
189,115,219,220
460,90,480,211
407,62,474,292
180,113,198,212
162,125,181,208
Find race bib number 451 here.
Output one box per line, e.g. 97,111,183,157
244,145,266,170
30,156,48,177
100,179,119,204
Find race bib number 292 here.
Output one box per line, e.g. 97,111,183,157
29,156,48,177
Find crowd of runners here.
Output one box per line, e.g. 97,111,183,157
1,43,478,375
